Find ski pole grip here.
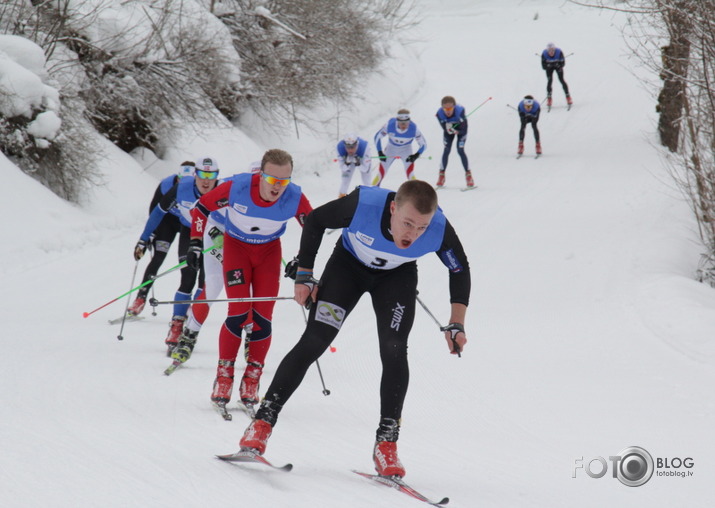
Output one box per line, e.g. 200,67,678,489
440,323,464,357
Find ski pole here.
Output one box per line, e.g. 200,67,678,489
117,260,140,341
464,96,493,118
149,296,295,306
150,285,157,316
506,104,518,111
299,304,331,395
415,295,462,357
281,256,332,394
357,155,432,161
82,243,219,318
448,97,493,131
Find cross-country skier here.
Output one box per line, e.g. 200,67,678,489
435,96,473,189
134,156,221,354
237,180,470,479
541,42,572,108
373,109,426,186
187,149,313,414
336,133,373,198
517,96,542,156
127,161,195,317
171,161,262,365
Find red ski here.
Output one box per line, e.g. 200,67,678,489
216,450,293,472
353,470,449,506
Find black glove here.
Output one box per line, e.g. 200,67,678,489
405,152,420,163
354,156,361,166
378,150,386,161
186,238,203,271
284,257,299,280
295,272,319,309
134,240,147,261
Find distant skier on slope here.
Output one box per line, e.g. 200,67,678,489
335,133,373,198
435,95,473,189
373,109,427,186
517,96,542,157
541,42,572,109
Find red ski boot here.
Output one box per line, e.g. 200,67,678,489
165,316,186,356
373,441,406,478
240,361,264,407
517,141,524,156
436,170,445,188
239,419,273,455
465,170,475,188
127,296,146,316
211,359,235,404
536,142,542,155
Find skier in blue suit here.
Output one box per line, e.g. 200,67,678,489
541,42,572,108
517,96,542,156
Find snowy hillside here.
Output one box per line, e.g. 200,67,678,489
2,1,714,507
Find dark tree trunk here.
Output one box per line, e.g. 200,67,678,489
656,4,691,152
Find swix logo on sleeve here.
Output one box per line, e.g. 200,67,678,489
226,269,245,286
195,217,204,233
216,198,228,208
356,231,374,246
390,302,405,330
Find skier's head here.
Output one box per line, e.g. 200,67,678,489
194,156,220,194
178,160,195,178
343,133,359,153
390,180,438,250
396,109,411,129
546,42,556,55
259,148,293,203
441,96,456,116
523,95,534,109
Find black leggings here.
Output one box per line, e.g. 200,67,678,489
257,245,417,426
137,214,182,297
546,67,569,96
519,118,540,143
441,132,469,171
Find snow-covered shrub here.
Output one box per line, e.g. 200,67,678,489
218,0,416,126
0,33,99,202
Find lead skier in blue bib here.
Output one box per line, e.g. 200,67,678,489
238,180,471,479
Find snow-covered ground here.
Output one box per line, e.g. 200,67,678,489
2,1,714,507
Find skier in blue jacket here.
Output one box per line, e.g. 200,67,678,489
517,96,542,156
435,96,473,189
127,161,195,317
541,42,572,108
133,156,221,354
